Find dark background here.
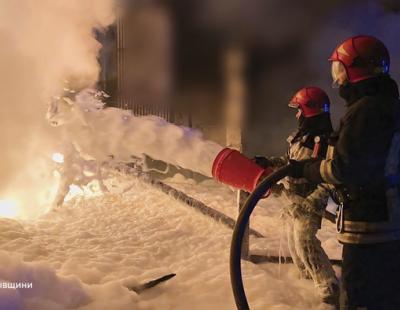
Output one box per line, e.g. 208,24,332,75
98,0,400,157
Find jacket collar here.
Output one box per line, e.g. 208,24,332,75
339,75,399,106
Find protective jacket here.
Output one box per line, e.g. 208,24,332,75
304,75,400,244
269,114,332,205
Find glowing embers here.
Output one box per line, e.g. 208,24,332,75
0,199,20,218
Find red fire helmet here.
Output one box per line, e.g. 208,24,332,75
329,35,390,84
289,87,330,118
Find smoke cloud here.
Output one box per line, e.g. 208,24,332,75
195,0,400,155
307,0,400,125
0,0,117,217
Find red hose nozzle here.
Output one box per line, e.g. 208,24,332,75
212,148,273,193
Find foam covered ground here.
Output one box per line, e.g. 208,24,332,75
0,175,340,309
164,175,342,260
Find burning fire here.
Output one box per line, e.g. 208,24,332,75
0,150,108,220
0,152,65,220
0,151,102,220
51,152,104,202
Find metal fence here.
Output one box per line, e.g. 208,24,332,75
115,5,172,121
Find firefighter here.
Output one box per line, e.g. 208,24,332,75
255,87,339,305
288,35,400,309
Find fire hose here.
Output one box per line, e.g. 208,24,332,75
230,164,294,310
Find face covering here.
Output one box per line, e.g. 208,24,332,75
297,114,305,129
339,83,353,103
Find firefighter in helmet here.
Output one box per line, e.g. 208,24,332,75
211,35,400,309
289,35,400,309
255,86,339,304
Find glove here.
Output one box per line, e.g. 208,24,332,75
287,160,307,178
253,156,271,169
287,159,318,179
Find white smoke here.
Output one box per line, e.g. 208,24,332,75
45,89,223,208
48,89,223,176
0,0,117,218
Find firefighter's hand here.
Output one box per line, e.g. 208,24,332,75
287,159,318,179
287,160,306,178
253,156,271,169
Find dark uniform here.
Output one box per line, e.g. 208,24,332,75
302,75,400,309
